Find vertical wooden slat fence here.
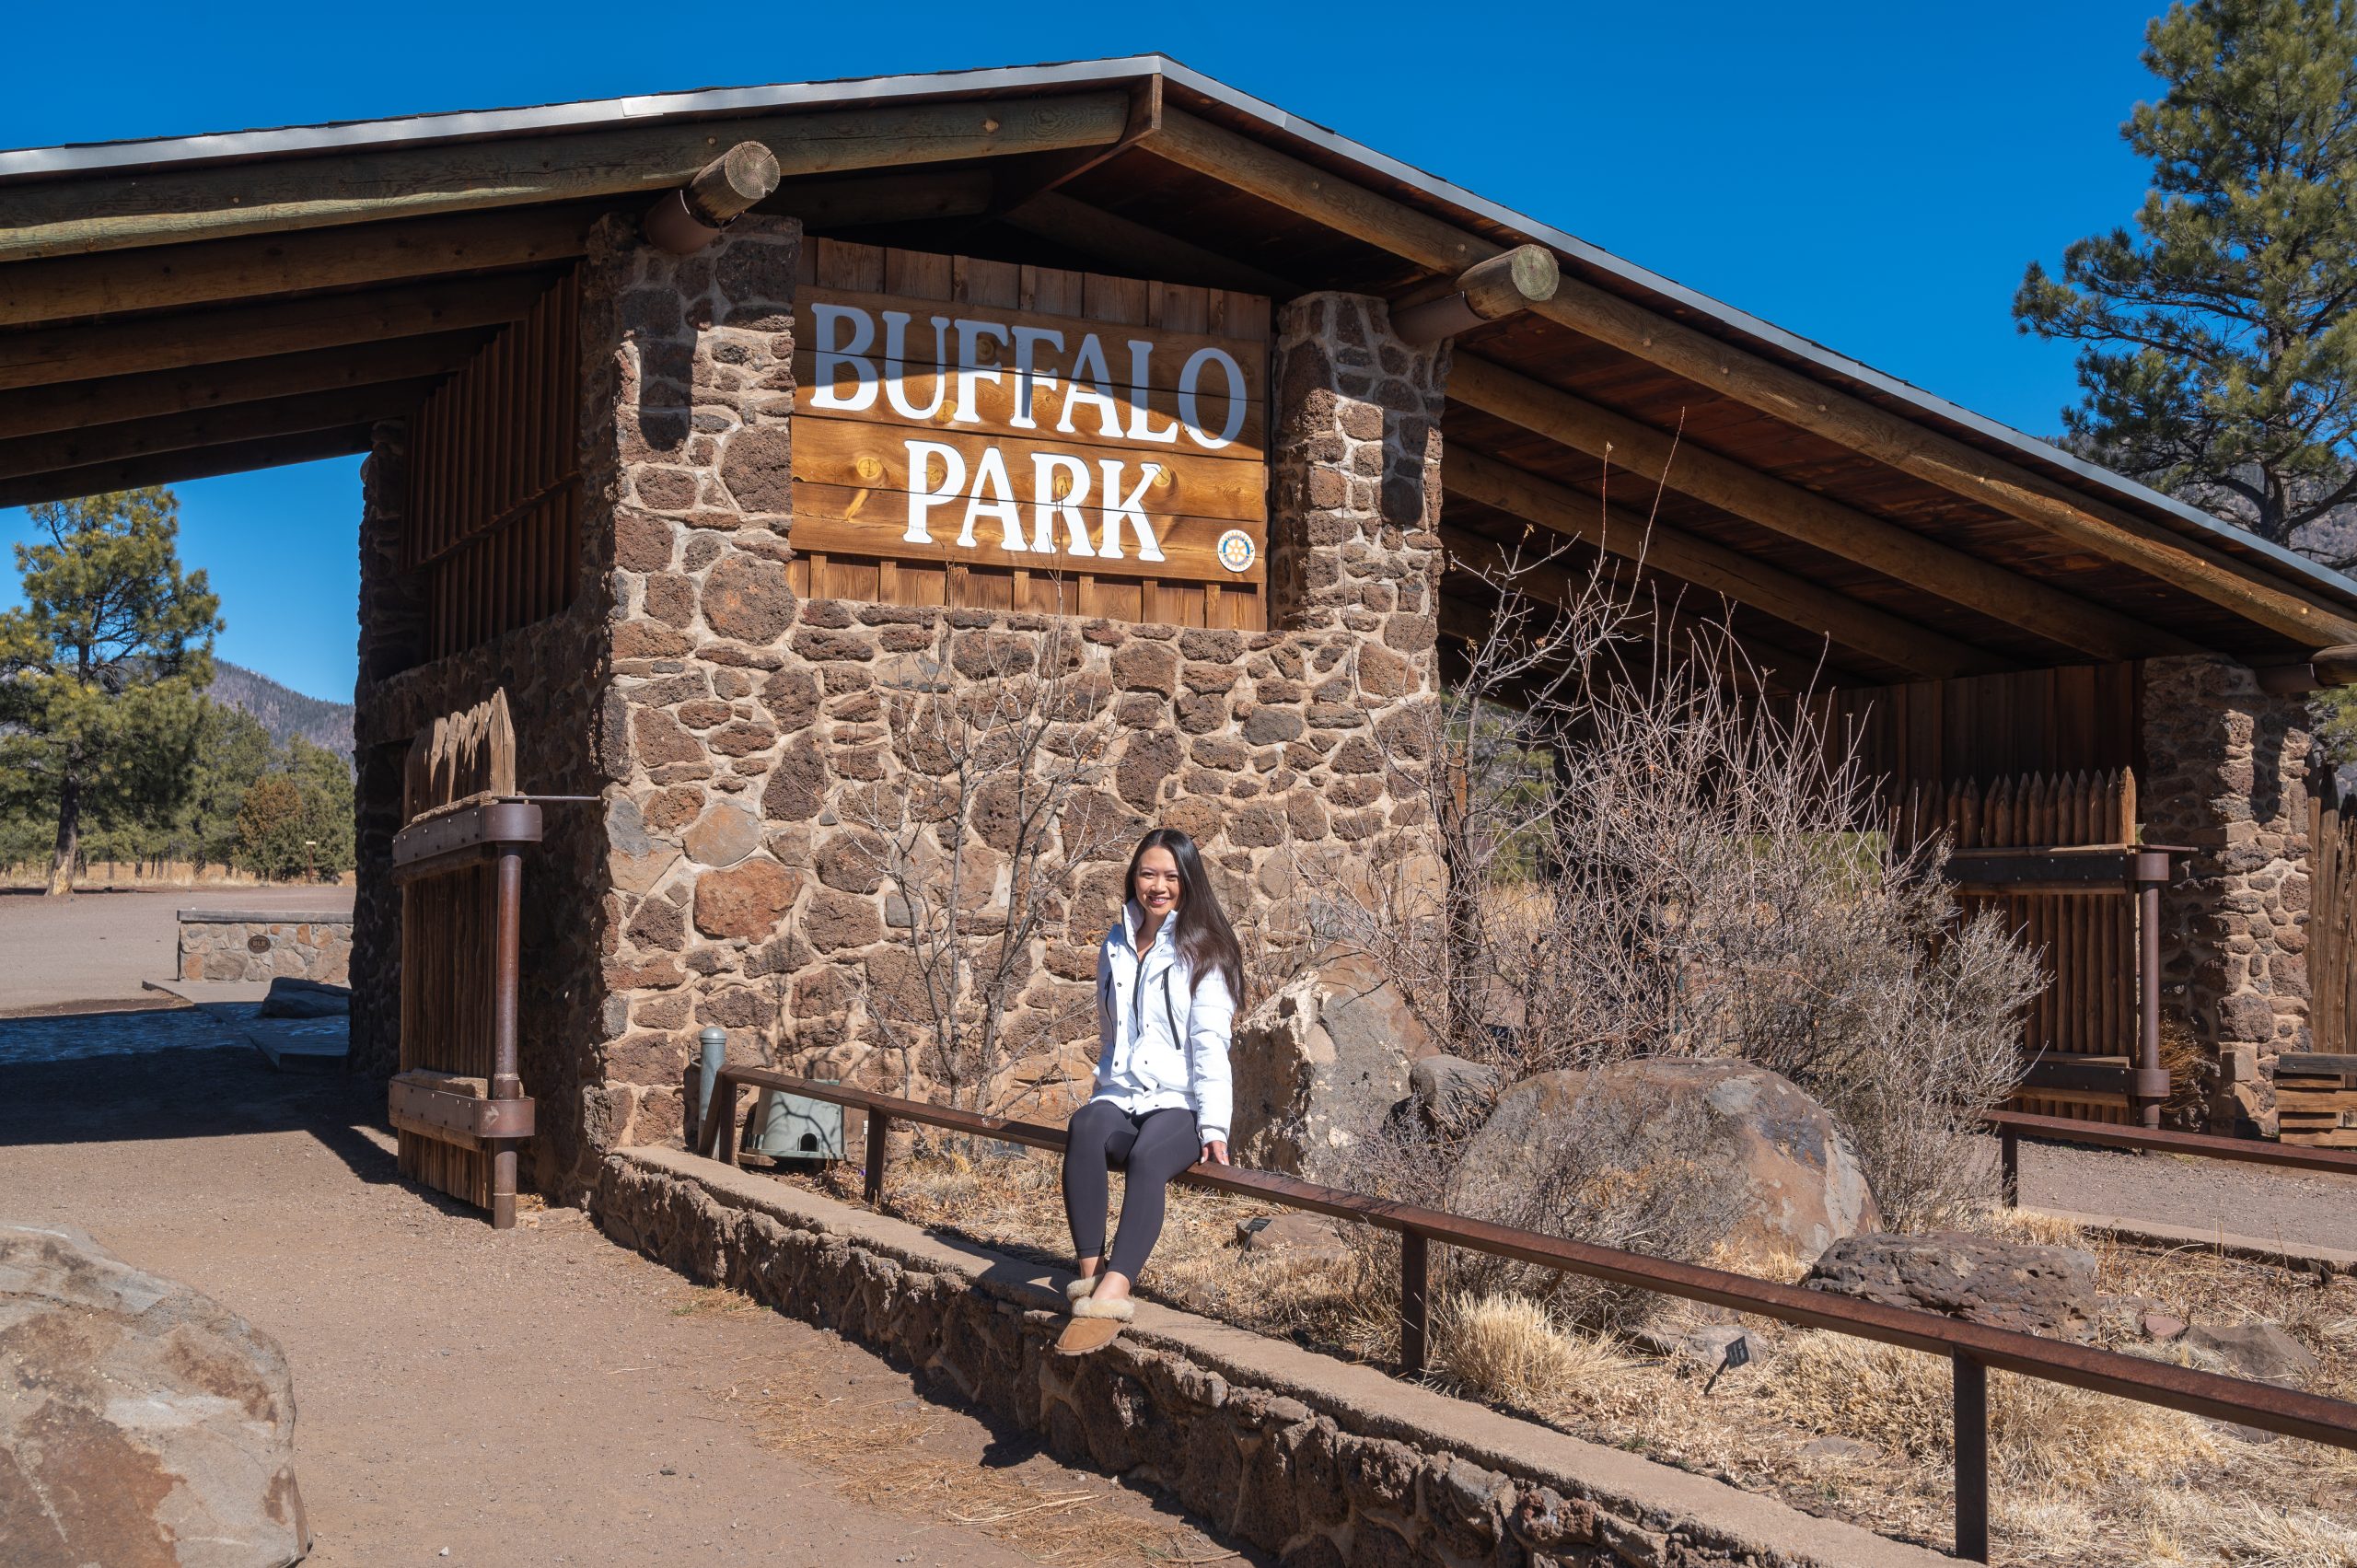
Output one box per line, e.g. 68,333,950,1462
2312,764,2357,1062
404,268,582,660
391,692,536,1224
1897,770,2142,1123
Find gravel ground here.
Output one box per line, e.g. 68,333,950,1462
0,1025,1219,1566
0,886,353,1015
2018,1136,2357,1258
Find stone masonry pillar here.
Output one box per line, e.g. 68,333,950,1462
2142,654,2315,1130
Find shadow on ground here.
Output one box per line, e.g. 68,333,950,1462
0,1006,391,1188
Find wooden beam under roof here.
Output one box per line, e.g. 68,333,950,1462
0,273,555,394
764,169,997,231
0,332,488,440
0,382,434,482
0,204,602,331
0,92,1132,262
1140,107,2357,650
1449,355,2199,662
1440,524,1858,692
1448,448,2013,679
0,424,374,510
998,192,1295,297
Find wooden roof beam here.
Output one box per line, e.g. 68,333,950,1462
765,169,996,231
0,383,434,482
1449,356,2199,662
1141,108,2357,649
998,191,1295,297
0,273,554,394
0,204,601,331
1394,246,1558,346
1447,447,2014,679
0,332,486,441
1440,524,1858,693
0,92,1132,263
644,141,783,254
0,424,374,510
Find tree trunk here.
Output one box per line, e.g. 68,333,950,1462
44,774,80,897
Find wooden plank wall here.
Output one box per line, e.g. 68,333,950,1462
1895,770,2141,1124
405,270,582,660
396,693,518,1210
1813,662,2141,798
792,239,1271,632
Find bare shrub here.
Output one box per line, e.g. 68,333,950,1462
1307,528,2042,1239
846,620,1122,1117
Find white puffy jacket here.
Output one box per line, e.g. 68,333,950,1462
1090,900,1236,1144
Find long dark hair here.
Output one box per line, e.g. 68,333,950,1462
1125,828,1246,1007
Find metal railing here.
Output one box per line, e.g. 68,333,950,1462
690,1064,2357,1564
1988,1107,2357,1209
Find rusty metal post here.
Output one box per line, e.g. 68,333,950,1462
2000,1126,2019,1208
1954,1350,1990,1562
2137,877,2165,1129
488,843,525,1230
1400,1231,1430,1376
864,1109,890,1205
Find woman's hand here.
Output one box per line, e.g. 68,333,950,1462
1202,1139,1229,1166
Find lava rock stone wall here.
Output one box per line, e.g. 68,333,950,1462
2142,654,2315,1127
588,233,1446,1147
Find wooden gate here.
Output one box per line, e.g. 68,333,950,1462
2312,764,2357,1061
1897,771,2155,1124
389,692,541,1227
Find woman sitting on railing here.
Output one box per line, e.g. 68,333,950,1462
1061,827,1241,1325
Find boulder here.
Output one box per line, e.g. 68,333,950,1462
1408,1053,1502,1135
0,1221,307,1565
1234,1213,1353,1269
2186,1322,2317,1386
257,978,349,1019
1452,1059,1881,1265
1229,950,1437,1177
1802,1232,2100,1338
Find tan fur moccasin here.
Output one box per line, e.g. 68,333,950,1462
1068,1294,1134,1322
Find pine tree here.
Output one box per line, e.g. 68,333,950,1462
0,489,220,895
2014,0,2357,552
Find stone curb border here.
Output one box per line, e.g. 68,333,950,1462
598,1146,1950,1568
173,910,354,924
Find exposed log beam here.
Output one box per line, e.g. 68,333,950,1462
0,273,554,393
767,170,996,230
1449,356,2197,662
1394,246,1558,346
1447,448,2012,679
1440,524,1857,692
0,424,373,509
0,383,434,481
0,93,1132,262
999,192,1295,297
0,204,601,331
1142,108,2357,649
0,332,486,440
644,141,783,254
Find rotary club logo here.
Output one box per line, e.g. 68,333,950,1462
1216,529,1257,574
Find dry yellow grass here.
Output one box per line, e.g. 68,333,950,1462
788,1145,2357,1568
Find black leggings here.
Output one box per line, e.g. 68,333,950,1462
1062,1100,1201,1282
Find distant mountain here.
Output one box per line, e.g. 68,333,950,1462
207,662,353,759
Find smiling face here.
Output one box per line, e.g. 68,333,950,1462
1132,845,1183,923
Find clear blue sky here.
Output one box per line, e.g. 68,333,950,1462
0,0,2166,702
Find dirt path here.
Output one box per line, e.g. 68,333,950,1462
2018,1136,2357,1258
0,886,353,1015
0,1028,1225,1566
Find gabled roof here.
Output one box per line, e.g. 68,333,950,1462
3,55,2351,676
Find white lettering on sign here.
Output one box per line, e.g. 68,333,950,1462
795,284,1266,582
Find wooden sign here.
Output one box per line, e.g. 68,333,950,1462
791,270,1268,593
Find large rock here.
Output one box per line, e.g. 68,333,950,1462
1408,1053,1502,1135
1229,950,1438,1176
1453,1059,1881,1265
0,1222,307,1565
2186,1321,2318,1386
257,979,349,1020
1803,1232,2100,1338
